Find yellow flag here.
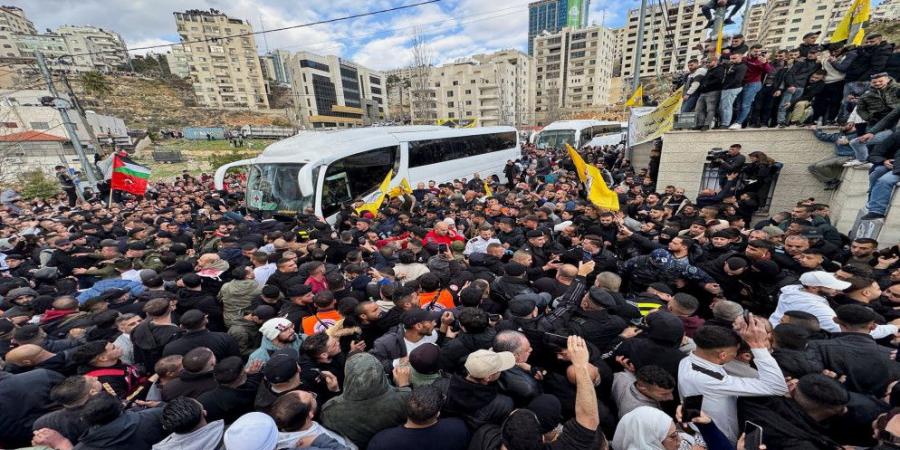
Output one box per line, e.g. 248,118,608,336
483,180,493,197
388,177,413,197
831,0,870,45
625,84,643,107
565,144,619,211
356,170,393,215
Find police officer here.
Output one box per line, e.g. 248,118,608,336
464,224,501,256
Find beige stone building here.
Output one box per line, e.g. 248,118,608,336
174,9,269,110
286,51,386,129
873,0,900,22
742,3,766,43
619,1,708,80
385,66,416,123
56,26,128,72
749,0,854,50
0,6,35,58
411,50,532,127
531,26,616,126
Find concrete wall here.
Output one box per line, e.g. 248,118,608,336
657,128,836,216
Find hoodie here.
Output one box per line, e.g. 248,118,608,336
218,279,262,328
151,419,224,450
321,353,410,447
246,333,303,367
77,408,166,450
131,320,181,372
276,422,357,450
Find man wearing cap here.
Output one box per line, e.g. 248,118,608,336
162,309,241,361
228,305,276,357
442,349,515,429
771,271,898,339
247,317,303,367
255,347,340,412
807,304,900,397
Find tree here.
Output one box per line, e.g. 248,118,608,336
79,71,112,105
17,169,59,199
408,28,434,125
207,147,254,172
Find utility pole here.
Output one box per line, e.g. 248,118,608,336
632,0,648,91
36,52,98,187
61,74,105,155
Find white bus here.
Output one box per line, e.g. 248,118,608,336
214,125,520,221
532,120,625,149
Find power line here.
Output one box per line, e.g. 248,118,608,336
52,0,442,61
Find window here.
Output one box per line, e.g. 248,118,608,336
321,146,400,217
447,90,454,97
465,89,472,94
408,132,517,168
299,59,329,71
30,121,49,129
448,101,454,107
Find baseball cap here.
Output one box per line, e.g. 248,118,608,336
835,304,880,325
871,72,890,79
503,262,527,277
803,31,821,38
508,296,537,317
648,282,674,295
286,284,312,297
409,342,441,375
649,249,672,267
252,305,277,322
259,317,293,341
179,309,207,329
464,349,516,379
587,287,617,308
12,324,44,343
224,412,278,450
525,230,543,239
263,347,300,383
799,271,851,291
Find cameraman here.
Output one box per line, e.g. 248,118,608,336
716,144,746,186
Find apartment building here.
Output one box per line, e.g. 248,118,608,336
531,26,616,126
385,66,416,123
287,51,386,129
752,0,854,50
619,1,708,80
528,0,591,56
742,3,766,43
57,26,128,72
166,45,191,78
874,0,900,21
409,50,533,127
0,5,35,58
260,49,292,86
174,9,269,110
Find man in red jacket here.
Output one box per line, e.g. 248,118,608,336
734,44,774,128
423,221,464,247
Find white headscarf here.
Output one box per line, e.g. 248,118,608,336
611,406,674,450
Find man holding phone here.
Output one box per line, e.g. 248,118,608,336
677,316,788,443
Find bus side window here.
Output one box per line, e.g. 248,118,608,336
320,145,399,218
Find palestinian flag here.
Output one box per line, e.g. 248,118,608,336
111,153,150,195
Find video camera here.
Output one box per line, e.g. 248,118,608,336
706,148,728,167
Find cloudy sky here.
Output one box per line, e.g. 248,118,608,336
6,0,636,70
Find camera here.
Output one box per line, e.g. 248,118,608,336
706,148,728,166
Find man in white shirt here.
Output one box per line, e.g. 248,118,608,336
252,251,276,287
464,225,501,256
770,271,898,339
678,316,788,443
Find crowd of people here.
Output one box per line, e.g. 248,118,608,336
679,30,899,133
0,138,898,450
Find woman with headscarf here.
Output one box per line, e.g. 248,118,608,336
612,406,681,450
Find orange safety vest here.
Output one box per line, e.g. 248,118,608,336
301,309,342,335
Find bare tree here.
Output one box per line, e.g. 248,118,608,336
409,28,434,125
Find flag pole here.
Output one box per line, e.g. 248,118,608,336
108,186,114,207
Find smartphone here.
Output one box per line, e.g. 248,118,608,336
744,421,763,450
488,313,502,322
682,395,703,422
543,332,569,348
438,244,448,253
743,309,752,324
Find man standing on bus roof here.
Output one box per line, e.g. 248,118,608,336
466,173,485,193
424,221,465,247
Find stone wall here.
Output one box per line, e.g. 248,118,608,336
657,128,837,216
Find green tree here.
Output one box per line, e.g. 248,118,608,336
80,71,113,103
207,147,254,173
18,170,60,199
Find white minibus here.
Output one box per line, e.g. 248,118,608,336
533,120,624,149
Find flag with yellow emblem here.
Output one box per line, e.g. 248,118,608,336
356,170,393,215
566,144,619,211
625,84,643,107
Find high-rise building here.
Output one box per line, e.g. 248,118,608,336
0,6,36,58
260,50,292,86
531,26,616,126
408,49,533,127
742,3,766,43
166,45,191,78
873,0,900,21
173,9,269,110
528,0,591,56
57,26,128,72
619,1,708,80
752,0,854,50
287,51,386,129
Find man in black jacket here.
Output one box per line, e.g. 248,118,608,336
719,52,748,128
198,356,263,424
162,309,240,361
738,373,847,450
806,305,900,397
694,58,726,130
777,47,822,126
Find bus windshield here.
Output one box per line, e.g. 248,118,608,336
246,163,314,214
535,130,576,149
